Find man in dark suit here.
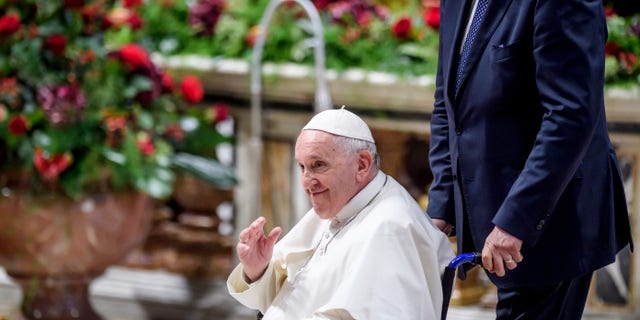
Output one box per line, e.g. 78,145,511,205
426,0,634,318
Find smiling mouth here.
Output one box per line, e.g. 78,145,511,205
309,189,326,197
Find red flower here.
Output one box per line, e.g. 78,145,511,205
423,6,440,30
206,102,230,123
105,7,142,30
180,75,204,104
118,43,152,71
392,16,412,39
33,148,73,180
44,34,67,56
163,123,185,142
8,115,28,136
605,42,621,57
313,0,330,10
127,12,143,29
618,51,638,73
160,71,174,93
136,134,155,156
0,13,21,36
604,7,616,18
246,25,262,47
124,0,143,8
63,0,85,9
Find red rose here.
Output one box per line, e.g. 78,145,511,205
124,0,143,7
604,7,616,18
314,0,330,10
33,149,73,180
605,42,621,57
127,13,143,29
207,102,230,123
392,16,412,39
63,0,85,9
423,6,440,30
160,71,174,93
180,75,204,104
118,43,151,71
8,115,28,136
44,34,67,56
0,13,21,35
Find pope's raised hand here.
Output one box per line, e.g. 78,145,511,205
237,216,282,283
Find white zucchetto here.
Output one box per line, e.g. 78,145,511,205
302,106,375,143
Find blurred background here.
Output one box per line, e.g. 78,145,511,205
0,0,638,319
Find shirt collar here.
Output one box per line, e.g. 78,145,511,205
329,171,386,232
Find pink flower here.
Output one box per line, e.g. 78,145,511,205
105,8,143,30
0,13,21,36
37,85,87,125
136,134,155,156
180,75,204,104
392,16,412,39
0,104,7,122
8,115,28,136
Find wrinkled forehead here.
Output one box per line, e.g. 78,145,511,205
295,130,344,159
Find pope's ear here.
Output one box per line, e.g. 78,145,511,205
356,150,374,175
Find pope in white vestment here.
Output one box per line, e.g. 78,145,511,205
227,108,455,319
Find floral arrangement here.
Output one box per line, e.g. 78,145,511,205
125,0,441,77
605,5,640,86
0,0,236,200
121,0,639,85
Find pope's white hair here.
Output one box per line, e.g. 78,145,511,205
334,135,380,169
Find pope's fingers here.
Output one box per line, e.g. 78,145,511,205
240,217,268,243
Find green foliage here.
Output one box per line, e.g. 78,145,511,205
0,1,236,200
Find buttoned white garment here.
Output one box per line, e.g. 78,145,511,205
227,172,455,319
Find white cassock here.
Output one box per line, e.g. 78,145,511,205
227,172,455,319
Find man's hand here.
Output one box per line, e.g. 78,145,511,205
482,226,523,277
237,217,282,283
432,218,454,236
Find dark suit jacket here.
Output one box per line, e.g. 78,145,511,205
427,0,633,288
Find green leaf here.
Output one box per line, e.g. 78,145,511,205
134,166,174,199
171,152,237,189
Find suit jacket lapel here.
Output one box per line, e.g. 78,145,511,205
455,0,513,99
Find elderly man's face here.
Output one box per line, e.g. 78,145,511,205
294,130,361,219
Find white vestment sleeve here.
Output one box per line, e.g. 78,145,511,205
227,262,282,313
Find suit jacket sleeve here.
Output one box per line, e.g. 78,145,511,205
427,6,456,226
493,0,607,246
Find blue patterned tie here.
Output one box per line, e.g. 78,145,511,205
455,0,489,92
